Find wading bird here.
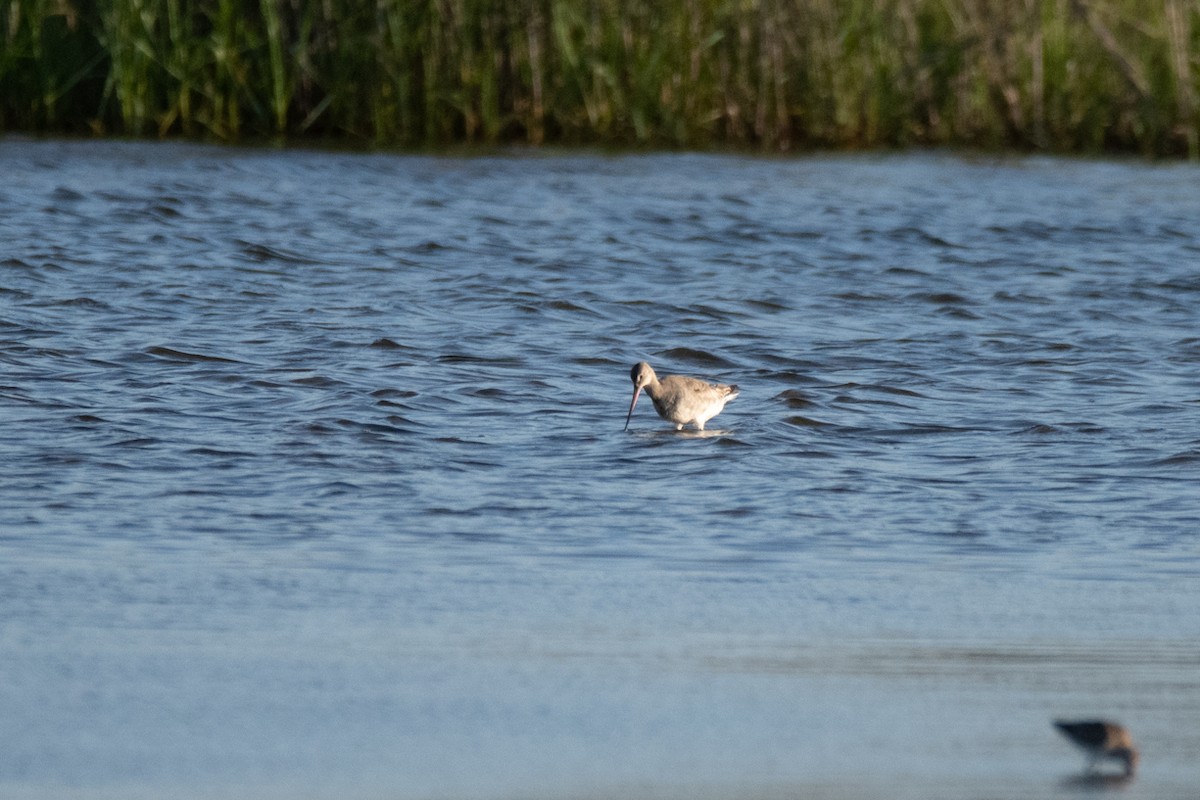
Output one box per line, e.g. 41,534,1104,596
1054,719,1138,777
624,361,738,431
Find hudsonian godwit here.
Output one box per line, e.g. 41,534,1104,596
1054,719,1139,777
624,361,738,431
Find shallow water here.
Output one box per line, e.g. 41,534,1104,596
2,139,1200,799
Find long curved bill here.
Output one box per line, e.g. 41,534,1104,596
624,387,642,430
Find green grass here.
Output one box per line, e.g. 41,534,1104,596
1,0,1197,154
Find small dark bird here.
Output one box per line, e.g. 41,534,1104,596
1054,720,1138,777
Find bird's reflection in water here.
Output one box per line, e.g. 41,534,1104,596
1060,773,1134,792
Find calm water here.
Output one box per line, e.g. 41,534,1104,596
2,139,1200,799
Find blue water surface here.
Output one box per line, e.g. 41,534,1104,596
2,140,1199,799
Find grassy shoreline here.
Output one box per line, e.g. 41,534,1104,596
2,0,1198,155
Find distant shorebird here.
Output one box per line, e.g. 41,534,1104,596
624,361,739,431
1054,720,1139,777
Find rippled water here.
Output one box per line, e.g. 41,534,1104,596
3,139,1200,799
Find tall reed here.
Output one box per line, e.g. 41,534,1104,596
1,0,1197,154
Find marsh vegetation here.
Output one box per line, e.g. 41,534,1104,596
2,0,1197,154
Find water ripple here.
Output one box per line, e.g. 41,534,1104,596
4,141,1200,795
